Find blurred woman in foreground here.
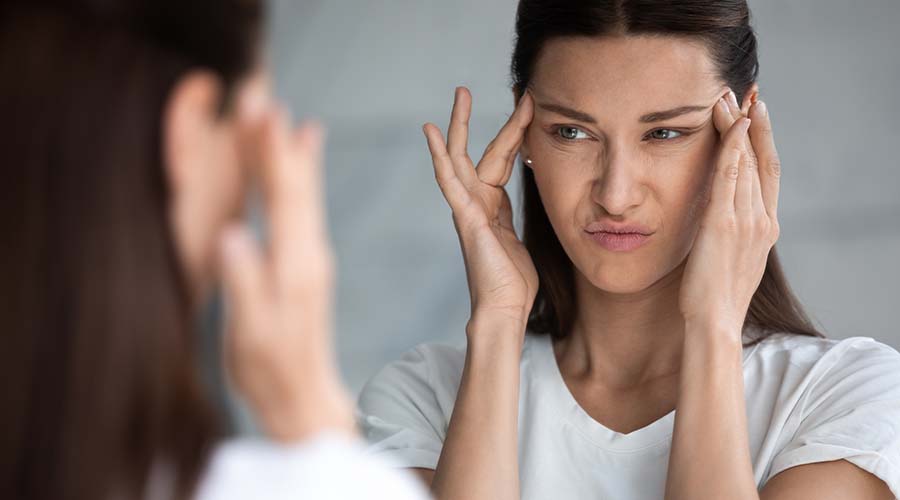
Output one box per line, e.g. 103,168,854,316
0,1,428,499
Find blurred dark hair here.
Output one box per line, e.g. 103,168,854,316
510,0,823,346
0,1,262,499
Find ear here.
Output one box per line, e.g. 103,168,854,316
741,82,760,116
512,86,533,169
162,70,223,196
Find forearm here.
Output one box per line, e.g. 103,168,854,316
665,322,759,500
430,314,524,500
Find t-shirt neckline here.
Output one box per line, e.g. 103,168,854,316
526,332,761,453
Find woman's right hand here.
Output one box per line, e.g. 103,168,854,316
423,87,537,333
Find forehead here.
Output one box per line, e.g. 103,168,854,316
531,35,723,118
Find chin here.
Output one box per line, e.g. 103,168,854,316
578,259,662,295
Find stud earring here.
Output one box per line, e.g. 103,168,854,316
524,158,533,166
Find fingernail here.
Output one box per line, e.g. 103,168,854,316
727,90,739,109
717,97,729,112
756,100,767,117
741,117,752,131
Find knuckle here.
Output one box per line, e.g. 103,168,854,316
753,219,768,236
766,156,782,178
711,213,738,232
722,163,740,180
450,151,471,163
745,154,758,171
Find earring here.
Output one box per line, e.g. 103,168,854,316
524,158,533,166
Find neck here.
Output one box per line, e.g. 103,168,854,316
555,262,688,390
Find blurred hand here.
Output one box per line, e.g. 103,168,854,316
218,105,354,443
423,87,537,335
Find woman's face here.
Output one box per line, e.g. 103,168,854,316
524,35,727,295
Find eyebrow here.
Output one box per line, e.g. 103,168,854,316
536,102,710,124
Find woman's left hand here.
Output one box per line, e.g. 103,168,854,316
679,90,781,334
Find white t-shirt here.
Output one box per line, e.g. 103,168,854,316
357,331,900,499
193,433,430,500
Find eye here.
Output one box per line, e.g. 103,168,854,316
556,126,589,141
647,129,683,141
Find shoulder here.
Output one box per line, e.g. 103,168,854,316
358,340,467,409
746,332,900,418
196,435,429,500
752,334,900,497
358,334,548,407
746,331,900,378
355,341,472,468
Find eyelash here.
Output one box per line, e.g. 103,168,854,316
552,125,690,143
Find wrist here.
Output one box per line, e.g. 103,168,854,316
266,379,356,443
467,309,528,342
684,318,744,349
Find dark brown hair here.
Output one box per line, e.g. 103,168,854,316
0,1,262,499
511,0,824,346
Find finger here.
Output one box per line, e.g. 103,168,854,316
262,111,331,280
256,106,295,235
424,123,474,212
702,97,737,207
709,117,752,212
726,89,743,120
748,100,780,218
712,96,738,137
446,87,478,187
476,91,534,187
292,122,328,236
749,143,764,216
741,88,758,116
734,118,755,213
219,225,268,338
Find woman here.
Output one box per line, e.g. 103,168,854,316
358,1,900,498
0,1,427,499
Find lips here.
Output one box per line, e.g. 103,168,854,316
584,220,653,235
584,220,654,252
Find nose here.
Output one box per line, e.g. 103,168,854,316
590,145,645,216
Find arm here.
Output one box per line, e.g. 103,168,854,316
760,460,893,499
430,317,524,500
419,86,536,499
665,322,758,500
665,89,762,499
669,322,896,500
667,90,895,500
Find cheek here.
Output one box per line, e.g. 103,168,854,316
656,141,718,244
528,148,594,228
526,128,598,215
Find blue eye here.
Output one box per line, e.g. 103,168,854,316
557,126,589,140
648,129,683,140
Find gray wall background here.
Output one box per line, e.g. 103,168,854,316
265,0,900,395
